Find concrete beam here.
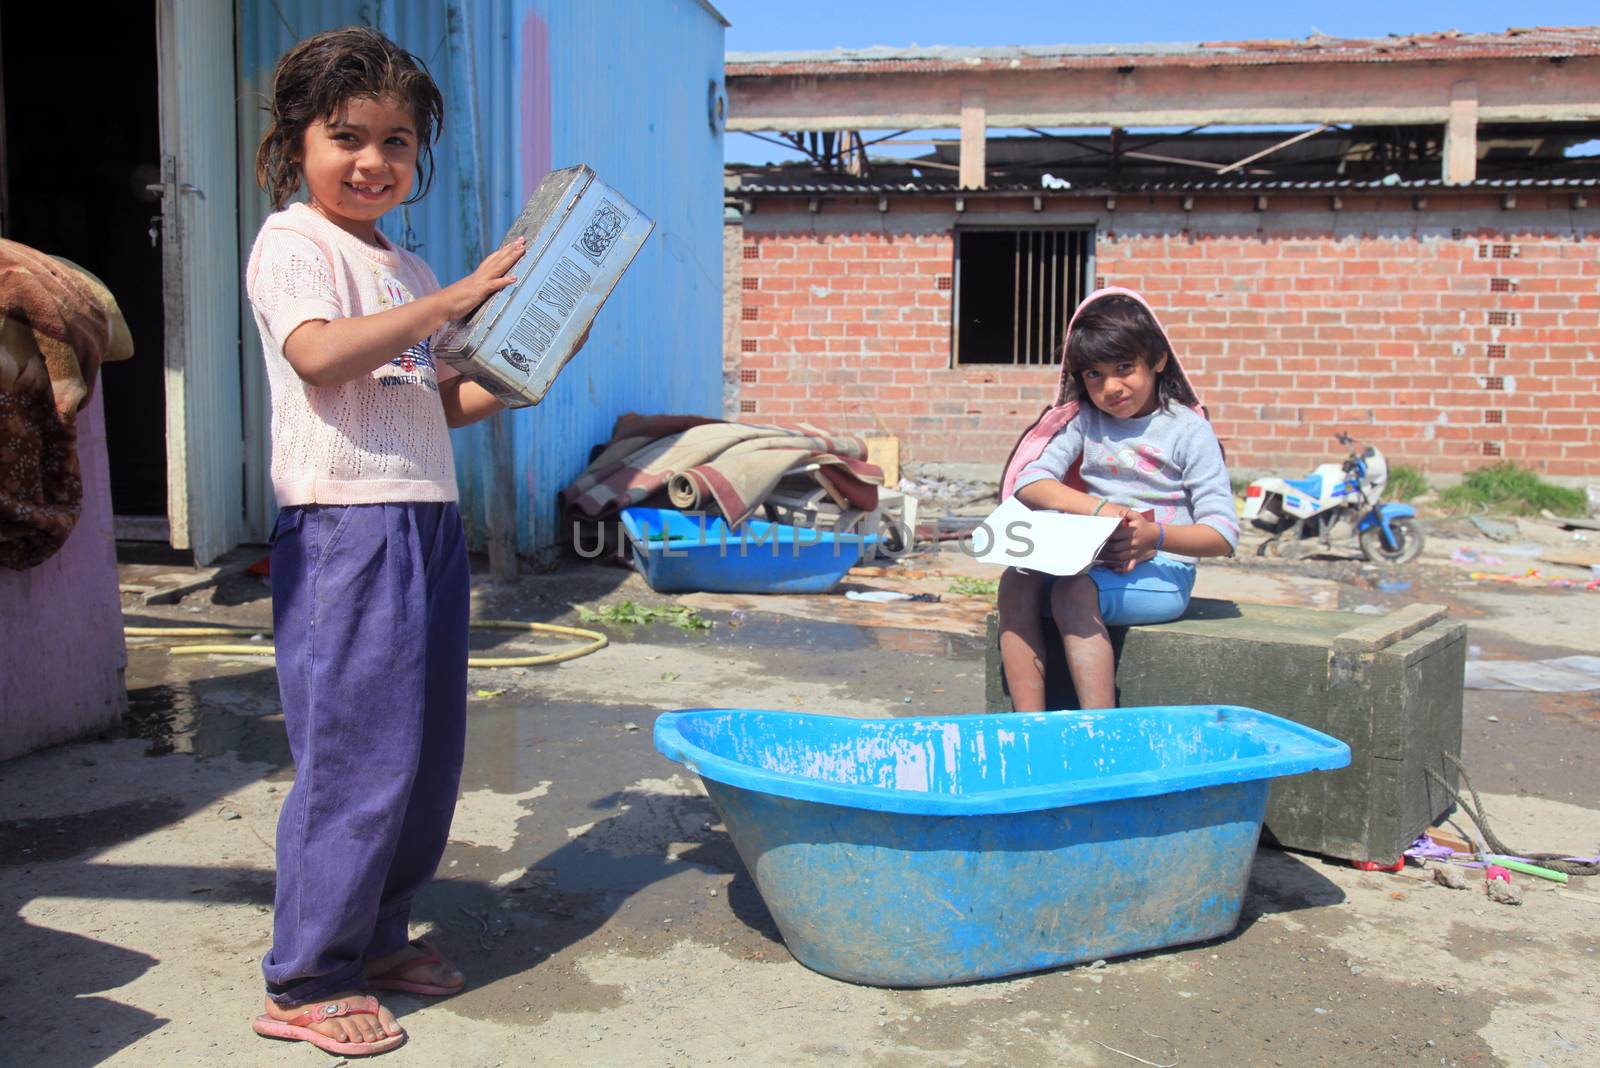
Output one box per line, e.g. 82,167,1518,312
959,90,986,189
1443,81,1479,184
726,57,1600,131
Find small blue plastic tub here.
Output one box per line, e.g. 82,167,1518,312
655,706,1350,987
620,506,875,594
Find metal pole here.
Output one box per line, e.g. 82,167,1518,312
444,0,518,581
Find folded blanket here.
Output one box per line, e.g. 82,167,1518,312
1,240,133,570
563,414,882,527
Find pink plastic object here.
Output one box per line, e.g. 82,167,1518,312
1485,865,1512,883
1351,857,1405,872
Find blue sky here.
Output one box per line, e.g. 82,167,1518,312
715,1,1600,164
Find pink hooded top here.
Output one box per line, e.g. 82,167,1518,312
999,287,1239,560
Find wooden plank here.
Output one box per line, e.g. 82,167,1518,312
1542,549,1600,569
1443,81,1479,184
1541,509,1600,531
726,57,1600,131
959,90,986,189
1333,603,1449,654
864,435,900,486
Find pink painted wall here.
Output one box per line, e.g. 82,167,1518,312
0,378,128,760
520,11,551,199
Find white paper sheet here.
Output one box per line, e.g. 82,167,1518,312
968,497,1126,576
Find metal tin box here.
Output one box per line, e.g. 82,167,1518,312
434,165,654,407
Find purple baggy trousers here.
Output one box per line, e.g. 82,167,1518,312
261,502,468,1005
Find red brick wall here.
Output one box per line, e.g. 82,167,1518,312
730,203,1600,479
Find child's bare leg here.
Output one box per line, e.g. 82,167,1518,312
1050,574,1116,709
997,568,1051,712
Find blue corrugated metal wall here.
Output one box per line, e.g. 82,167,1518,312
237,0,726,555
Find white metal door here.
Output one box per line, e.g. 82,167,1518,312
156,0,242,564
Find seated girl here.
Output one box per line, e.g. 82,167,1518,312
996,289,1239,711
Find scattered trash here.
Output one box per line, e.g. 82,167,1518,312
1486,879,1523,906
1469,516,1520,542
846,590,912,603
1463,655,1600,693
1376,580,1411,592
661,671,681,683
1452,546,1503,566
896,475,997,512
623,722,642,733
219,809,241,821
474,689,507,699
1485,865,1512,883
1466,567,1599,591
1351,857,1405,873
844,590,941,603
1432,866,1470,890
1485,856,1570,884
1541,507,1600,532
1423,753,1600,878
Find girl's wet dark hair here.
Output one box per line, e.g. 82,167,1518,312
255,26,445,210
1059,294,1198,409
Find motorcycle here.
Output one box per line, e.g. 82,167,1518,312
1241,433,1424,564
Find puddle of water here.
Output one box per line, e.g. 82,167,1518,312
123,677,290,766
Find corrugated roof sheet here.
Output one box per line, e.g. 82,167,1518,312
726,27,1600,76
732,177,1600,195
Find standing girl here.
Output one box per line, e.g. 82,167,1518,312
996,289,1239,712
246,26,521,1056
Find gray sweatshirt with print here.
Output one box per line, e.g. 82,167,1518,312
1013,404,1240,564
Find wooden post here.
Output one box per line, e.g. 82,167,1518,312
1443,81,1478,185
959,90,986,190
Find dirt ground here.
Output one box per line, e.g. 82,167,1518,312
2,514,1597,1067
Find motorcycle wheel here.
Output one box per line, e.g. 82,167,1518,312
1359,517,1424,565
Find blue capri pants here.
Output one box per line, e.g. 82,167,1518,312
1045,553,1196,626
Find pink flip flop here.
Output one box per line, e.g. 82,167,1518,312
252,995,406,1056
366,938,467,997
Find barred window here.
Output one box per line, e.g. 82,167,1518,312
954,228,1094,365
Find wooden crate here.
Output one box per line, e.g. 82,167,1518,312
984,600,1467,863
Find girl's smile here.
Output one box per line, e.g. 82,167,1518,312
295,95,419,243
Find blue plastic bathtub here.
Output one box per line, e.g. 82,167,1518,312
620,506,875,594
654,706,1350,987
